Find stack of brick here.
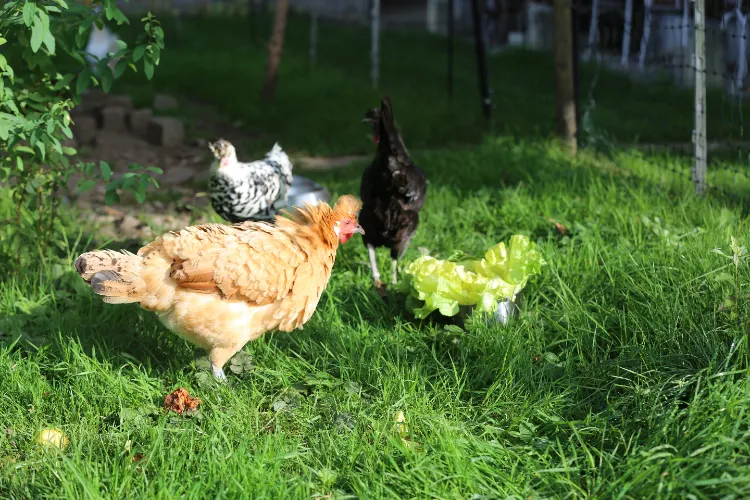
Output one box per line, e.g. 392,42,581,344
70,90,185,149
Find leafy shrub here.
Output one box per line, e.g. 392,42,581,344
0,0,165,265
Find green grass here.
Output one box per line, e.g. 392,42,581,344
4,10,750,498
3,138,750,498
112,12,750,159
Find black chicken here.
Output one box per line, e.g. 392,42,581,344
359,97,428,292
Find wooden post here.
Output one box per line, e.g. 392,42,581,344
448,0,454,98
371,0,380,88
571,0,580,141
470,0,492,119
693,0,707,194
621,0,633,66
554,0,577,153
261,0,290,100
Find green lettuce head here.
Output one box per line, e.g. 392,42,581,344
403,235,545,319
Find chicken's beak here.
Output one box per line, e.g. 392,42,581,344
354,224,365,235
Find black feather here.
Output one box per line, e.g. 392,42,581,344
359,97,428,262
90,270,121,294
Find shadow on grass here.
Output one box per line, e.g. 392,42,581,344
0,136,743,448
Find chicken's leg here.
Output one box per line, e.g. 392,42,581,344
367,244,381,285
211,363,227,381
368,244,387,297
209,346,235,382
391,259,399,285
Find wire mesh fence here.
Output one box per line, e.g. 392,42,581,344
111,0,750,205
572,0,750,205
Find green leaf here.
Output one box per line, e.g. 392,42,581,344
113,59,128,78
132,45,146,62
143,59,154,80
75,68,91,95
104,189,119,205
100,69,113,93
23,1,37,27
114,40,128,51
0,54,6,71
99,161,112,181
16,156,23,171
30,16,45,53
37,8,49,32
61,147,76,156
77,179,95,193
0,117,12,141
52,73,75,91
133,186,146,204
0,37,7,46
113,9,129,25
78,16,95,36
43,29,55,54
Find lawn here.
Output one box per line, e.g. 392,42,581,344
3,10,750,500
2,137,750,498
112,12,750,158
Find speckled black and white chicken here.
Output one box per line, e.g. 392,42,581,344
208,139,294,223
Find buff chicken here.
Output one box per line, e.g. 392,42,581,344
74,195,364,380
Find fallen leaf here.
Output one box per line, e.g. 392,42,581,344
163,388,201,415
103,206,125,217
545,217,569,236
131,453,145,463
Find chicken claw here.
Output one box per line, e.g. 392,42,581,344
375,280,388,300
211,363,228,382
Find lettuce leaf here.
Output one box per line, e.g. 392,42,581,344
403,235,545,319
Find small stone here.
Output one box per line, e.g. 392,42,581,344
115,214,152,240
160,165,196,186
146,117,184,148
72,115,97,146
153,94,179,111
108,95,134,110
101,105,128,133
128,108,153,138
79,89,108,114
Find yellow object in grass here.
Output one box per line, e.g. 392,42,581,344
403,235,545,319
34,428,69,450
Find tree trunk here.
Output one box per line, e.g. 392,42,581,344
261,0,290,100
554,0,577,154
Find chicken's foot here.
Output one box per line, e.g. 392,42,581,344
211,363,228,381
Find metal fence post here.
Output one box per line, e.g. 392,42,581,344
370,0,380,89
693,0,707,195
448,0,454,99
470,0,492,119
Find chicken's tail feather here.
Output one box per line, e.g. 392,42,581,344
75,250,146,304
378,96,408,159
